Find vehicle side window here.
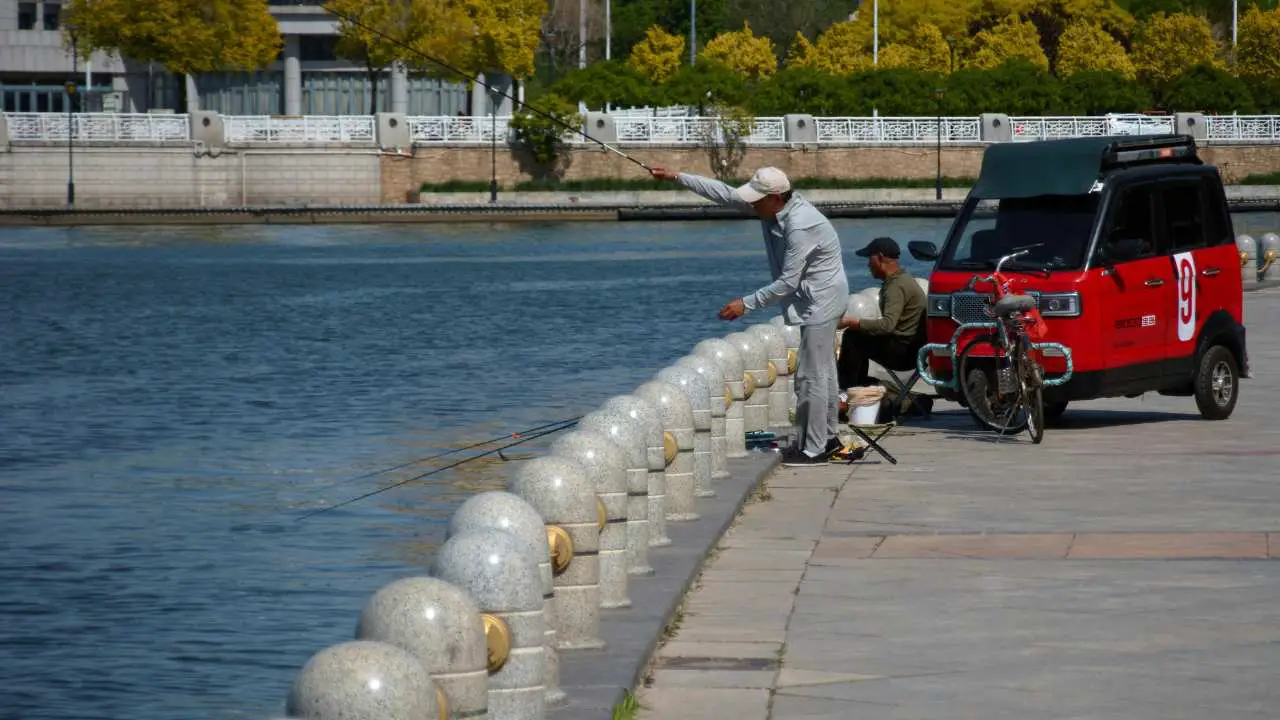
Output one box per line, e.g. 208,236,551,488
1201,177,1233,247
1098,183,1159,262
1162,180,1209,252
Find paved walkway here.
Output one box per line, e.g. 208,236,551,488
637,290,1280,719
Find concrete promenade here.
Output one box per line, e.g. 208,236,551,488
637,288,1280,719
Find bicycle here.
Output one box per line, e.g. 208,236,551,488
954,247,1056,443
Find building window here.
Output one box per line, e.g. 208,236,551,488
299,35,338,62
43,2,60,30
18,2,38,29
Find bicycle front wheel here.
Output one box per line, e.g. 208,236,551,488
1018,342,1045,444
957,334,1028,435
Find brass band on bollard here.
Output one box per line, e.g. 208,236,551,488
663,431,678,466
1264,249,1279,273
547,525,574,575
436,686,449,720
481,613,511,674
787,348,797,374
767,360,778,385
743,371,756,399
724,386,732,411
1241,250,1251,268
597,496,607,532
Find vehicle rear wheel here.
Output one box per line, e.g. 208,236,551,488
1019,352,1045,445
1194,345,1239,421
957,336,1027,434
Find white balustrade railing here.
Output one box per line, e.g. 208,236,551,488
3,112,191,142
815,116,982,144
7,112,1280,145
408,115,512,143
223,115,377,144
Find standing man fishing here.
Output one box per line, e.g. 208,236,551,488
650,166,849,467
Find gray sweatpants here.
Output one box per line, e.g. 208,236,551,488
795,317,840,457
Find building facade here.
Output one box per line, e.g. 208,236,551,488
0,0,479,115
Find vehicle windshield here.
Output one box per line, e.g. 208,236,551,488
938,194,1101,272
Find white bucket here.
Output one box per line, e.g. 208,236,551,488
852,404,880,426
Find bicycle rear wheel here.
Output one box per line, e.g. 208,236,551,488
957,334,1028,435
1018,342,1045,444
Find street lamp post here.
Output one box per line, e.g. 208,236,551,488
490,94,498,204
689,0,696,65
66,80,76,207
873,0,878,66
934,88,945,201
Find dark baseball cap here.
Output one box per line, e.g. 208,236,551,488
855,237,900,258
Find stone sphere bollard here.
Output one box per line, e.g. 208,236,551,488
1260,232,1280,281
915,277,930,294
599,394,672,548
846,293,880,320
354,577,486,719
447,492,565,709
769,317,802,418
636,379,699,522
433,529,546,720
286,640,441,720
577,411,653,576
726,331,773,434
509,456,606,651
748,323,791,432
655,365,714,499
693,338,749,458
549,429,631,609
1237,234,1258,289
674,354,729,483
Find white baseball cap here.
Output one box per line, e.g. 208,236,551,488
733,167,791,204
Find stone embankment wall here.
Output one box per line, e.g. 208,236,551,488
3,143,1280,210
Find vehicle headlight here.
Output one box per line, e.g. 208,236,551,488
1038,292,1081,317
927,293,951,317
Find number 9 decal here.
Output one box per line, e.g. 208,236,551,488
1174,251,1196,343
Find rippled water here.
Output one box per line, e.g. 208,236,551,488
1,213,1275,719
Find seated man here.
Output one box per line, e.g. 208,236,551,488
837,237,928,403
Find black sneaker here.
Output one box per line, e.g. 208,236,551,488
781,448,828,468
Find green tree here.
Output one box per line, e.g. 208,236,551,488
724,0,862,61
1164,63,1257,113
747,66,857,115
627,25,686,83
610,0,734,64
1058,69,1151,113
1237,6,1280,81
61,0,282,76
966,14,1050,69
852,68,949,114
877,22,952,73
1130,12,1220,89
700,21,778,79
662,61,751,110
326,0,411,113
1056,20,1136,77
509,92,582,180
551,60,654,108
944,59,1062,113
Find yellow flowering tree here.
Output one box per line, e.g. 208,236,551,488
877,0,980,46
406,0,546,81
700,22,778,80
1055,20,1135,77
1237,6,1280,81
627,25,686,84
877,22,952,73
966,14,1049,70
806,19,874,75
1131,12,1221,88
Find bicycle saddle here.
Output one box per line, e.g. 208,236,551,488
992,294,1037,317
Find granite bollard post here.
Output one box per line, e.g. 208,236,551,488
726,331,773,434
577,411,653,576
655,365,714,498
674,353,729,483
447,492,565,709
600,394,672,547
748,323,791,432
769,317,802,418
693,338,749,458
509,456,606,651
549,429,631,609
286,640,441,720
635,379,699,522
354,577,487,720
433,529,546,720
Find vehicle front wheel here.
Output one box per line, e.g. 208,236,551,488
1194,345,1239,421
1044,401,1069,425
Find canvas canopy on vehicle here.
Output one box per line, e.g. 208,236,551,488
969,134,1202,200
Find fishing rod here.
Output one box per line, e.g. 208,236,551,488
331,415,583,487
326,6,653,172
295,417,580,521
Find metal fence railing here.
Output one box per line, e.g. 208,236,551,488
815,116,982,144
4,112,191,142
223,115,377,144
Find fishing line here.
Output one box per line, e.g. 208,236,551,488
295,417,580,521
330,415,583,487
326,6,653,172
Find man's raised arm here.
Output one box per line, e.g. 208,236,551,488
650,167,752,210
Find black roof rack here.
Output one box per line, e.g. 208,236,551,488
1101,133,1200,169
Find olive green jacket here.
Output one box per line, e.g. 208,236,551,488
858,269,926,342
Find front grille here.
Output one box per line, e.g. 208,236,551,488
950,292,993,324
